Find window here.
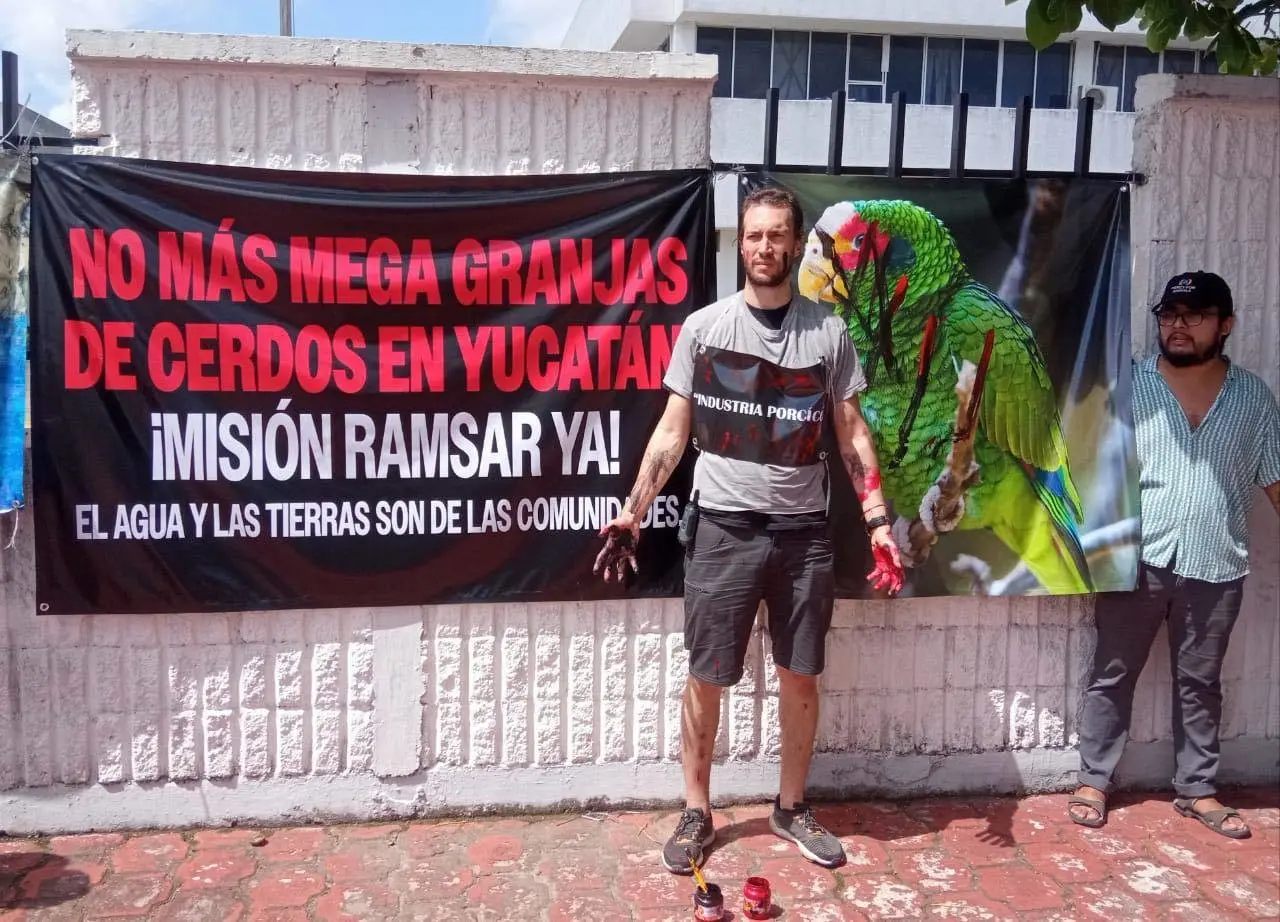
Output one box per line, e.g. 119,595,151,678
999,40,1071,109
1163,49,1196,74
810,32,847,99
733,29,772,99
696,27,733,98
1035,43,1073,108
925,37,963,105
774,31,809,100
886,36,924,105
962,39,999,108
848,34,884,103
1001,41,1037,107
1094,44,1212,111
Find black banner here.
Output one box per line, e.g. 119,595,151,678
30,155,713,614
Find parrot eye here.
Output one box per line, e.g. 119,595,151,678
852,233,866,250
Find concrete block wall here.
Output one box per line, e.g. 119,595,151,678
2,35,1276,834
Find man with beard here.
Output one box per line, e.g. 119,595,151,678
594,185,904,873
1069,271,1280,839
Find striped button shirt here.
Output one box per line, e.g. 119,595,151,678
1133,355,1280,583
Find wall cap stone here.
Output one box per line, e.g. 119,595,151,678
66,30,719,84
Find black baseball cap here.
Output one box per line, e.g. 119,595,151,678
1155,271,1234,317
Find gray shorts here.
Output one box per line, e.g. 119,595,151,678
682,513,835,687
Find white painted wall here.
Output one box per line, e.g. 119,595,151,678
1,34,1276,835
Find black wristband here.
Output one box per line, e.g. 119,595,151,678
865,514,891,534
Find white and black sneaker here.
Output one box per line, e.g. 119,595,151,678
769,798,846,868
661,807,715,874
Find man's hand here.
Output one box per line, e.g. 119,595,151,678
866,524,905,596
594,512,640,583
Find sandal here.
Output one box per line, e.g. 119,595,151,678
1067,793,1107,828
1173,798,1251,839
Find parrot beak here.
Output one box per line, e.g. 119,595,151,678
798,254,847,304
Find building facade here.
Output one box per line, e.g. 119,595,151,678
561,0,1224,297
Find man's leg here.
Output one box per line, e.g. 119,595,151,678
1072,563,1171,824
663,516,766,874
1167,574,1249,836
762,525,845,868
776,666,819,810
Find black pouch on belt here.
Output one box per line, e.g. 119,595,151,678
677,491,700,547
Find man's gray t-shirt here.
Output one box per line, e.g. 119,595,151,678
663,291,867,515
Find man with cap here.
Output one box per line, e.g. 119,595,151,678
1068,271,1280,839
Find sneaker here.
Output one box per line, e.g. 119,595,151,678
769,798,846,868
661,807,715,874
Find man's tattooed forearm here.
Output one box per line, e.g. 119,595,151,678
627,448,677,513
841,448,881,503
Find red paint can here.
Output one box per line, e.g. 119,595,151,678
742,876,772,919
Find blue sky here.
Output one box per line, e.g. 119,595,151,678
2,0,577,128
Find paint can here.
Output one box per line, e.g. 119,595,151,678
692,882,724,920
742,876,772,919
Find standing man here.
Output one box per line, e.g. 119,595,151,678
595,186,904,873
1070,271,1280,839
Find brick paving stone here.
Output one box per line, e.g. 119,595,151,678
787,901,872,922
925,891,1022,921
466,834,525,872
147,892,245,922
617,865,691,908
1020,842,1109,884
243,910,307,922
1163,901,1249,922
464,874,550,915
547,893,620,921
535,853,613,894
76,873,171,918
312,881,398,920
975,866,1067,912
940,824,1022,867
244,865,324,910
1068,883,1160,921
1071,827,1143,860
397,903,470,922
1113,858,1199,901
390,862,474,903
755,856,839,901
19,860,105,902
47,835,124,857
174,850,256,889
255,828,328,864
1235,843,1280,885
191,829,261,850
889,848,975,893
838,835,892,872
1200,873,1280,919
110,834,189,874
843,873,926,919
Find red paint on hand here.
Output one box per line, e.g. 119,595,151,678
866,543,905,596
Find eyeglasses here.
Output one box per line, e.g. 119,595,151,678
1155,308,1217,327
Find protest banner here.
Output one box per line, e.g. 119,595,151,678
747,172,1139,598
30,155,712,614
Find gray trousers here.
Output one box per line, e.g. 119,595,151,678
1078,560,1245,799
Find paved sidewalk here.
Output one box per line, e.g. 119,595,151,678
1,787,1277,920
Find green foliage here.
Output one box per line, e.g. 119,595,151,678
1006,0,1279,75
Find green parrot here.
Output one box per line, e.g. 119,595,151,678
797,198,1092,595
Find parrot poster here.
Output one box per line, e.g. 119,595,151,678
752,174,1140,597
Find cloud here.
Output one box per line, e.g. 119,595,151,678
0,0,203,128
485,0,580,48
